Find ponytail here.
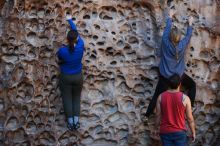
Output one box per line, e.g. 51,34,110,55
67,30,78,54
170,27,181,60
68,39,75,53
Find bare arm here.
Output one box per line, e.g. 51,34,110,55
155,94,162,129
149,94,161,140
185,96,196,142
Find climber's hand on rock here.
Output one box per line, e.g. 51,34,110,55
66,14,72,20
150,129,160,140
192,133,196,142
169,9,176,18
189,16,194,26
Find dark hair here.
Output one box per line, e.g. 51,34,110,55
168,74,181,89
67,30,78,53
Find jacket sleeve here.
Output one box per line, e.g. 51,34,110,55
56,49,65,65
178,26,193,50
162,17,172,41
67,18,84,49
67,19,77,31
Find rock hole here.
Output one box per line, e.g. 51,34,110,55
6,116,19,129
111,31,116,35
90,54,96,60
132,22,136,27
117,40,124,47
110,61,117,65
84,29,89,34
128,36,139,44
94,24,100,30
200,50,209,58
93,35,98,41
92,11,98,18
26,121,37,134
97,41,105,46
83,14,90,19
124,45,131,51
100,12,113,20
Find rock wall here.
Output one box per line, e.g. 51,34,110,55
0,0,219,146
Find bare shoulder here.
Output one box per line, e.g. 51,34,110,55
182,94,189,101
158,94,162,102
182,94,190,106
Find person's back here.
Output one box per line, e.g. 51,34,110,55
58,38,84,74
159,13,193,79
160,91,186,134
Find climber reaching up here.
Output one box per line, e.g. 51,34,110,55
145,9,196,117
57,14,85,130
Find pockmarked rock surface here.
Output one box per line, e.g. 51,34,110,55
0,0,219,146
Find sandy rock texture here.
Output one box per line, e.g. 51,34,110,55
0,0,219,146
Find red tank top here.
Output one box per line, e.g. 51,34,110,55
160,91,186,134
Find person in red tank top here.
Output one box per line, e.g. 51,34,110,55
154,74,196,146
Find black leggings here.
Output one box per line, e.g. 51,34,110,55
59,72,83,117
146,73,196,117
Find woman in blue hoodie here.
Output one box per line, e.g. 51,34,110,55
146,9,196,117
57,14,84,130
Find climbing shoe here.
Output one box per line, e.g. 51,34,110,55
73,122,80,130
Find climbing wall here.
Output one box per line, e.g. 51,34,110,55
0,0,219,145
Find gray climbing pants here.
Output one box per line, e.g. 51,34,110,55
59,72,83,117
